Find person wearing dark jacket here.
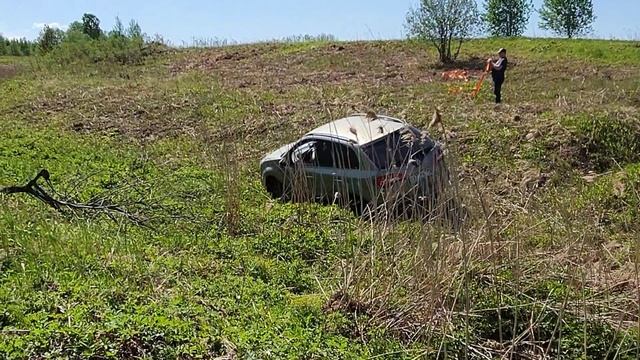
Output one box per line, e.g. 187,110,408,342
488,48,508,103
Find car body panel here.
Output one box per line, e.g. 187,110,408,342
262,142,295,163
305,115,407,145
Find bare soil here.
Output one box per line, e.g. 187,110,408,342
0,64,18,80
170,42,459,90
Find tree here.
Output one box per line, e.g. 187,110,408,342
82,13,102,39
0,35,7,56
484,0,533,37
67,21,84,35
8,40,22,56
126,20,143,39
539,0,596,38
110,17,125,38
38,25,64,53
406,0,479,63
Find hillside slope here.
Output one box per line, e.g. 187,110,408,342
1,38,639,359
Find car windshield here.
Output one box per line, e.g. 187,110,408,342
362,127,434,169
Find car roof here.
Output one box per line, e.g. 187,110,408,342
305,115,408,146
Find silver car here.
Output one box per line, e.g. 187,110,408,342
260,114,446,212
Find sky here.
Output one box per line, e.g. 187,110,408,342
1,0,639,44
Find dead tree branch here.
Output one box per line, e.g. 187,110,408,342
1,169,146,225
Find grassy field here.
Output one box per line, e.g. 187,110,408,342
1,37,639,359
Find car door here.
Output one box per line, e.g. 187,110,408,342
310,139,336,202
327,141,375,206
286,139,329,202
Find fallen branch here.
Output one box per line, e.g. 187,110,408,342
1,169,146,225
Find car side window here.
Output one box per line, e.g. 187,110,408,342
362,132,415,170
291,141,317,165
291,139,358,169
315,140,334,167
332,143,360,170
290,140,334,167
363,138,392,169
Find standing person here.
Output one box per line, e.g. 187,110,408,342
488,48,508,104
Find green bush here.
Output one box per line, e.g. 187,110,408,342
580,164,640,230
37,15,166,65
47,33,151,65
564,114,640,171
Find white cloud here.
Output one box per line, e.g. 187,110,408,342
33,22,67,31
0,22,66,41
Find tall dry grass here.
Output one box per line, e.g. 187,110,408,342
233,104,638,357
303,112,640,358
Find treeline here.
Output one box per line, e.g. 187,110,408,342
0,36,37,56
39,14,166,64
1,13,166,64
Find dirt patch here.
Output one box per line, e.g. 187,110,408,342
22,80,332,149
0,64,19,80
171,42,439,90
27,87,201,142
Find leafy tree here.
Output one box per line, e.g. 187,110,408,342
38,25,64,53
19,38,36,56
406,0,479,63
127,20,143,39
82,13,102,39
0,36,36,56
484,0,533,37
539,0,596,38
8,40,22,56
110,17,126,38
67,21,84,36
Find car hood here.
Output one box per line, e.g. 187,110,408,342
261,142,295,163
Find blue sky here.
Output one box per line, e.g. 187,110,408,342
1,0,639,44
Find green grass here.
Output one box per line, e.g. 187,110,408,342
1,37,639,358
462,37,640,65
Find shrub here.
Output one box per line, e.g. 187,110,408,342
580,164,640,230
564,114,640,171
40,15,165,65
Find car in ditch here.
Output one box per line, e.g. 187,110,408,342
259,114,448,214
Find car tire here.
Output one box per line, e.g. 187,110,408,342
265,177,284,200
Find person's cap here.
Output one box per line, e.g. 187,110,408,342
498,48,507,53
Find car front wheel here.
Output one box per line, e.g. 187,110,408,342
265,177,287,200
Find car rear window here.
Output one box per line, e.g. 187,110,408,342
362,127,434,169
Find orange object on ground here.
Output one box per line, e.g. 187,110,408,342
471,62,492,98
447,85,464,95
441,69,469,81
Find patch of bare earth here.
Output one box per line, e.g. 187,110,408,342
26,86,200,142
170,42,443,90
0,64,18,80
